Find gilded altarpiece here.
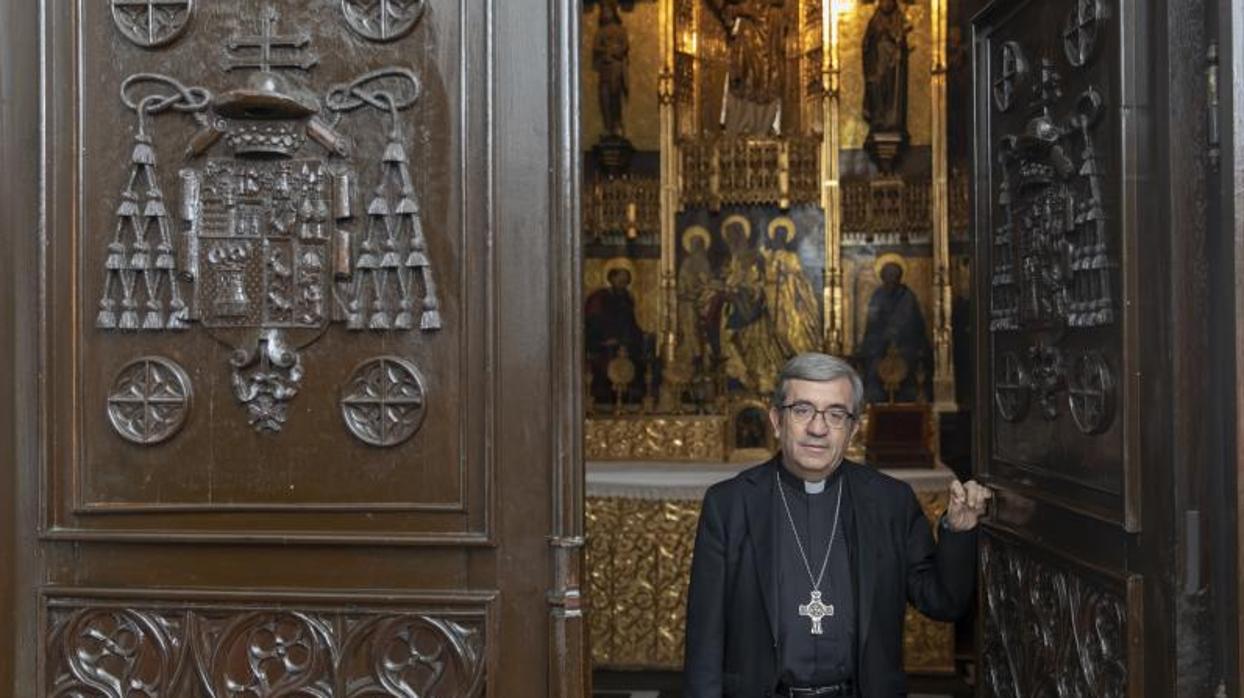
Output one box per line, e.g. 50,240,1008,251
582,0,964,436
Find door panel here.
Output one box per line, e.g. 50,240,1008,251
974,0,1140,526
973,0,1155,694
2,0,585,694
45,1,489,542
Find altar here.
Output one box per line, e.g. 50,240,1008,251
585,460,958,674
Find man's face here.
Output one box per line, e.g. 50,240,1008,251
880,262,902,287
768,377,859,480
609,269,631,291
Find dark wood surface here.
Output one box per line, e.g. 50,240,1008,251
974,0,1234,695
0,0,585,694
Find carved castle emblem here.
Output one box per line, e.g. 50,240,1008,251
98,6,438,440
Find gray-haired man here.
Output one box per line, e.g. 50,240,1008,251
684,353,991,697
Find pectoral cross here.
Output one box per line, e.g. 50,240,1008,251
798,590,834,635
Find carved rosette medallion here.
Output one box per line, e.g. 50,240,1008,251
992,41,1026,113
341,0,427,42
57,608,182,695
1067,350,1115,434
341,356,428,446
48,603,486,696
993,351,1029,423
111,0,194,48
106,356,193,444
1063,0,1105,68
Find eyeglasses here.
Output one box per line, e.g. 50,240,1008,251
780,402,856,429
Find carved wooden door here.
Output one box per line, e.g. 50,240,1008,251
971,0,1204,694
0,0,586,695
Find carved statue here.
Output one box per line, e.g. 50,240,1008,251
863,0,909,132
858,257,931,403
707,0,788,135
763,218,821,356
862,0,911,169
593,0,629,138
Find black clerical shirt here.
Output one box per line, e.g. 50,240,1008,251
776,464,856,687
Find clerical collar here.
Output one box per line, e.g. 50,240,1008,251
777,460,845,495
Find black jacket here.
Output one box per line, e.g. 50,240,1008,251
683,457,977,697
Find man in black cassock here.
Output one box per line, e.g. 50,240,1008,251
684,353,990,697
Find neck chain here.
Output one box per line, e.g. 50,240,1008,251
775,469,844,635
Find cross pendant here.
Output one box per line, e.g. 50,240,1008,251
797,590,834,635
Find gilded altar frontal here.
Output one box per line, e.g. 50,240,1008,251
582,0,971,461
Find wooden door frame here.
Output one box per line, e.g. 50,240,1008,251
1224,0,1244,694
1,0,41,692
548,0,589,694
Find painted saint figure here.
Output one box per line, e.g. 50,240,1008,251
764,218,821,357
676,226,714,369
858,258,932,403
585,263,647,404
718,217,786,394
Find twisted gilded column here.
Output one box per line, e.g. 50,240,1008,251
929,0,955,409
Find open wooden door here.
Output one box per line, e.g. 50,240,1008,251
0,0,587,695
973,0,1234,695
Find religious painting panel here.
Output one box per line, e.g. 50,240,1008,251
669,205,825,408
842,242,936,404
583,255,662,410
975,0,1135,523
44,0,492,540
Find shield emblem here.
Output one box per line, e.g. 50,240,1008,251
192,159,334,332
